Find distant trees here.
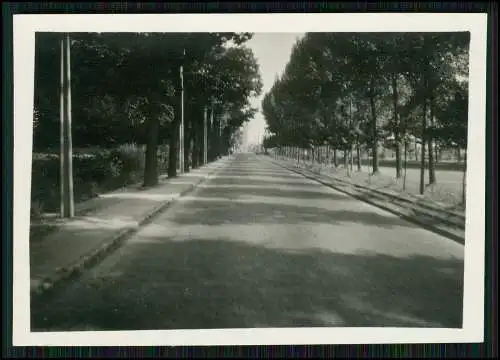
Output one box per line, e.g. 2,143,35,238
262,32,470,197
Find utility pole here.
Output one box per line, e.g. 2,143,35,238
178,49,185,174
218,113,223,158
59,33,74,218
210,104,214,161
203,105,208,164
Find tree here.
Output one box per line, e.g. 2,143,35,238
34,32,261,189
261,32,470,198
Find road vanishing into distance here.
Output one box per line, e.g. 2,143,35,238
31,153,464,331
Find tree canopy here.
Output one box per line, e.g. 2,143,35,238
34,32,262,150
261,32,470,189
34,32,262,185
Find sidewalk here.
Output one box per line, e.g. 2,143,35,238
270,155,465,214
30,157,231,298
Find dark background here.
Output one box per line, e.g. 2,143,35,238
2,1,496,358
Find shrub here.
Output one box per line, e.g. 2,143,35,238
30,199,45,219
104,144,145,187
30,157,60,213
30,144,159,216
113,143,145,174
157,145,169,173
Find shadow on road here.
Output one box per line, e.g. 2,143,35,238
212,178,322,188
173,198,419,230
31,238,464,332
217,171,304,179
195,185,352,201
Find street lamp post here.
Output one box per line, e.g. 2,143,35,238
210,103,214,160
203,105,208,165
179,49,186,174
59,33,74,218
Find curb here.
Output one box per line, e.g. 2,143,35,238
318,172,466,225
30,159,228,304
270,156,465,220
30,161,226,241
265,157,465,245
291,165,465,229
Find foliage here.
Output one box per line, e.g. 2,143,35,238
34,32,261,149
262,32,470,185
30,145,157,217
33,32,262,209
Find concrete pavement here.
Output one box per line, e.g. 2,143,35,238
31,153,464,331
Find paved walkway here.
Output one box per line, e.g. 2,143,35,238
30,157,231,297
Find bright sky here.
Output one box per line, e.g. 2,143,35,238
242,33,304,148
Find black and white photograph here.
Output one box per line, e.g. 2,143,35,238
13,13,487,346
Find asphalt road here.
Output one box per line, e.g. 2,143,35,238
31,153,464,331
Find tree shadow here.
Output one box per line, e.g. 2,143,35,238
211,178,333,188
219,173,305,180
194,185,353,201
31,238,464,332
172,197,420,230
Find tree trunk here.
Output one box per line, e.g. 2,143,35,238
326,144,330,166
356,138,362,171
208,108,216,162
403,140,408,191
344,148,348,169
194,112,202,169
369,84,379,174
167,122,179,179
192,111,202,169
144,114,160,186
349,147,354,172
186,136,193,172
428,96,436,184
183,122,191,173
457,147,461,162
216,116,222,159
419,100,427,195
333,149,338,168
462,150,467,205
193,141,201,169
190,120,198,170
392,75,402,178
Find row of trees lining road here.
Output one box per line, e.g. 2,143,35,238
261,32,469,202
33,32,262,218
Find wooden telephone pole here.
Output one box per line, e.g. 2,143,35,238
178,51,185,174
59,33,75,218
203,106,208,165
210,104,214,161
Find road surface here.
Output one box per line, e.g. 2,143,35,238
31,153,464,331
